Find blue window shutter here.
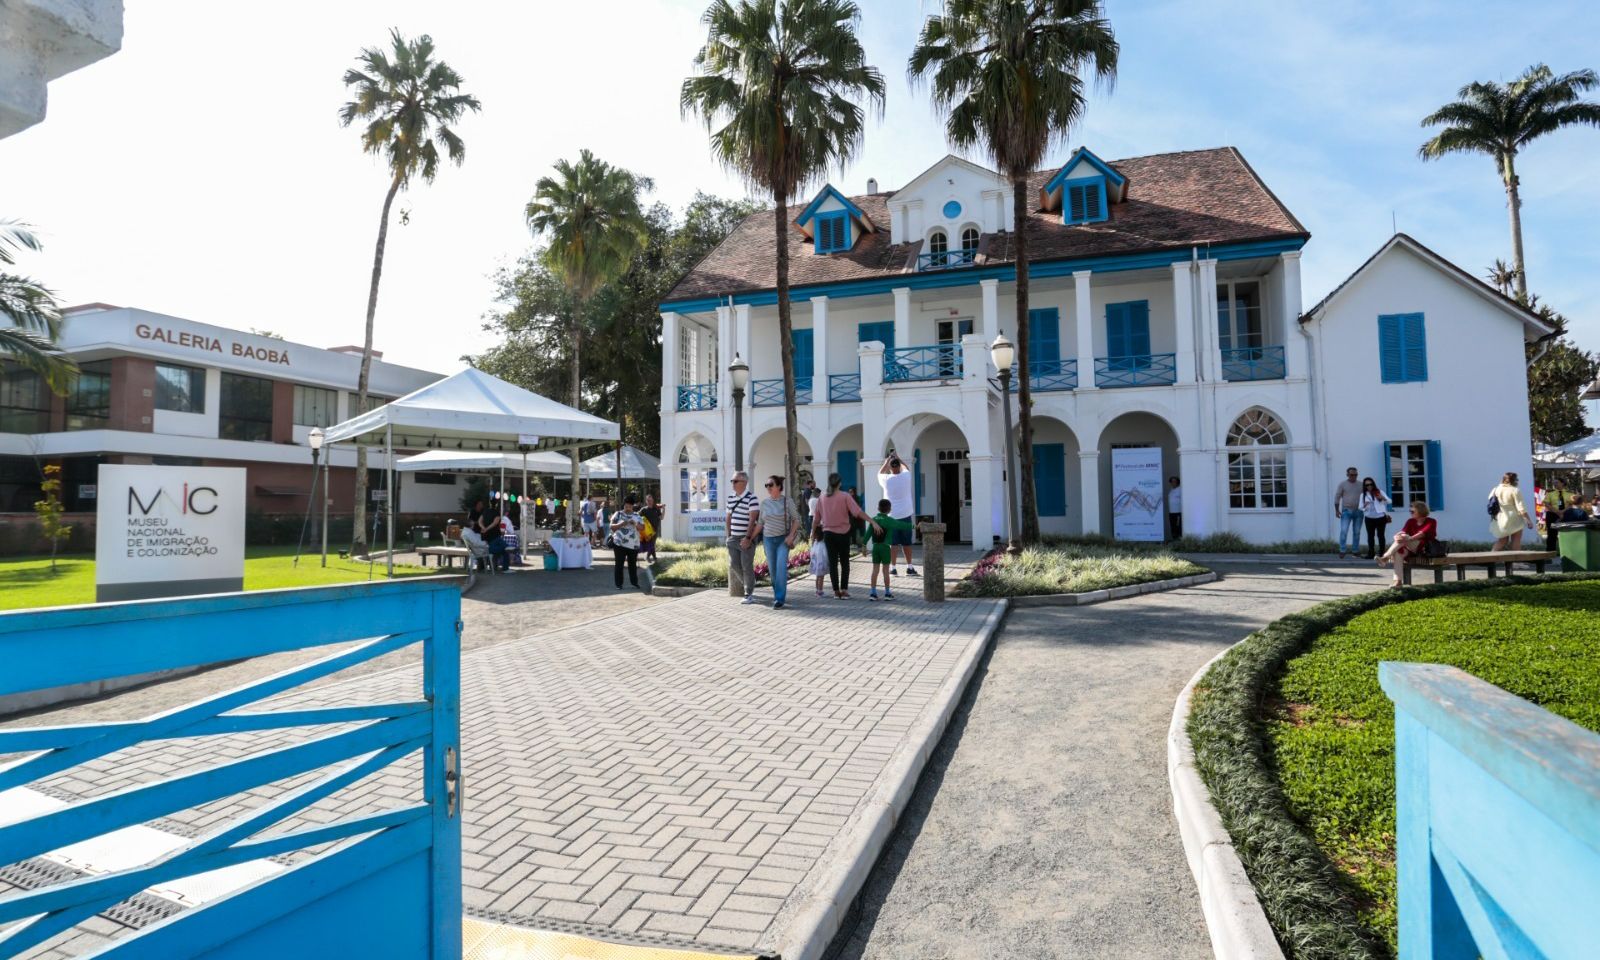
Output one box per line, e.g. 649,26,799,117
858,321,894,352
1425,440,1444,510
1128,301,1151,356
1068,185,1087,222
791,329,814,373
1378,314,1403,382
1029,308,1061,364
1106,302,1127,358
1033,443,1067,516
814,213,849,254
1402,313,1427,382
836,450,858,499
1086,182,1104,220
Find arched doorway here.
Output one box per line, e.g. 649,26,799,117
884,414,973,542
673,433,719,540
748,428,814,499
1097,412,1180,541
828,425,864,502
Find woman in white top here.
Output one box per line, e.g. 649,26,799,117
1488,471,1534,550
1358,477,1390,560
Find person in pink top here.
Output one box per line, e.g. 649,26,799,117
811,472,879,599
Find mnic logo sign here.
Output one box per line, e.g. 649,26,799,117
127,483,220,516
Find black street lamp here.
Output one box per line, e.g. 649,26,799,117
729,353,749,472
988,335,1022,556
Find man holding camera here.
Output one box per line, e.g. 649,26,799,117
879,452,917,577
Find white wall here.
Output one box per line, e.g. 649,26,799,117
886,158,1010,244
1314,243,1534,543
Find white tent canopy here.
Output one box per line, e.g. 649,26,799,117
322,367,618,452
579,445,661,481
395,449,573,473
1534,433,1600,467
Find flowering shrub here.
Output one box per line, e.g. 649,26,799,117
967,548,1006,581
753,545,812,579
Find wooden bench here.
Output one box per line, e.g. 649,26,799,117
1400,549,1559,585
416,546,471,568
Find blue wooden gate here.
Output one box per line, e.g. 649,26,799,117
0,579,462,960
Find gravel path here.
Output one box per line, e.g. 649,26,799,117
831,561,1395,959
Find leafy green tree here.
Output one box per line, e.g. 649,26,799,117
1,220,75,391
909,0,1117,543
525,150,652,410
339,29,481,554
1522,300,1599,446
1421,65,1600,299
682,0,885,498
32,463,71,572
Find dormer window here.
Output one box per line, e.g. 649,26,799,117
815,211,850,254
1064,179,1107,224
929,230,948,255
1042,147,1125,225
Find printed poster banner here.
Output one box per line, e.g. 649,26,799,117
688,511,724,539
95,464,247,602
1111,447,1164,542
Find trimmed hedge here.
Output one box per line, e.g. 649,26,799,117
1185,572,1600,960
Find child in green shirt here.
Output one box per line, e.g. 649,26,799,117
867,499,914,600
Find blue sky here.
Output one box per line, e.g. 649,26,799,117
2,0,1596,371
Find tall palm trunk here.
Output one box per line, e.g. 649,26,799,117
1501,150,1528,300
774,185,801,502
569,319,583,408
1012,179,1040,543
352,169,404,555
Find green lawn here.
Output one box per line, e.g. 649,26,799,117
0,547,436,612
1265,580,1600,951
951,543,1208,597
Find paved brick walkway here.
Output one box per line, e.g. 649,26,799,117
22,588,1000,954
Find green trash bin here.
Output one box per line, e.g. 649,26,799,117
410,526,432,550
1553,520,1600,572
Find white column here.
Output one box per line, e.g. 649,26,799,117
1074,270,1095,389
659,462,681,540
735,303,752,368
812,296,830,401
1079,450,1101,535
660,311,680,415
893,287,911,351
1280,252,1307,379
1178,448,1218,539
980,278,999,344
715,306,732,410
1198,259,1220,382
967,454,998,550
860,341,887,507
1170,263,1196,384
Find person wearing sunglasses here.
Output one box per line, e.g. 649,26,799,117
757,476,803,609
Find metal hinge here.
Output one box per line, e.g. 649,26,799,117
444,747,460,818
454,619,464,635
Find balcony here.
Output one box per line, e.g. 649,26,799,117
752,377,812,407
884,344,962,383
675,383,717,412
1095,353,1177,388
1007,359,1078,393
1220,345,1286,382
829,373,861,403
916,249,978,272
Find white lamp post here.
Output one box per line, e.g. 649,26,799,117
308,427,327,567
729,354,750,472
989,335,1021,555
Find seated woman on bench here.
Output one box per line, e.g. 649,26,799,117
1379,500,1437,587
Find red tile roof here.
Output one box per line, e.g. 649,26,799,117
665,147,1308,304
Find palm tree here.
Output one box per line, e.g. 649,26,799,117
682,0,885,499
1485,258,1518,296
0,221,74,391
909,0,1116,543
339,29,480,555
1421,64,1600,300
524,150,652,410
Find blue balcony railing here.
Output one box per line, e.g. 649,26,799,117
884,344,963,383
1008,358,1078,392
916,249,978,272
1095,353,1178,388
829,373,861,403
1220,345,1287,381
676,382,717,412
751,377,812,406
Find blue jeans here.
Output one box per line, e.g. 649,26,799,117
1338,509,1362,553
764,535,790,604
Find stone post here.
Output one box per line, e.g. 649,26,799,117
919,522,946,602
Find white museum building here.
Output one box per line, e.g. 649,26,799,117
656,147,1551,548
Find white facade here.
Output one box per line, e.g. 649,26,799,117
659,154,1547,549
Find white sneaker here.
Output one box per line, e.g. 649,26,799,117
740,596,756,605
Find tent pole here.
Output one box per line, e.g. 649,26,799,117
385,424,394,578
617,440,623,502
521,451,529,537
320,453,329,567
568,445,580,534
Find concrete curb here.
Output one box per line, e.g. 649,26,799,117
1007,570,1219,607
1168,646,1286,960
649,585,706,598
772,598,1009,960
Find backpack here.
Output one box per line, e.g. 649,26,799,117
1487,493,1500,518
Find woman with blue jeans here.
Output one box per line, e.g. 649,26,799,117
758,476,802,609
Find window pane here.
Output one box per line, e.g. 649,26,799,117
929,231,947,254
221,373,274,441
0,364,49,432
154,364,205,413
961,228,979,251
293,385,336,427
65,362,111,430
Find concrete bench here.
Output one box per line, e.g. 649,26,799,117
1400,549,1558,585
416,546,471,568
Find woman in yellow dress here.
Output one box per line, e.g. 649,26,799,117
1488,471,1534,550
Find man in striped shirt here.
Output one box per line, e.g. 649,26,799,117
725,471,761,603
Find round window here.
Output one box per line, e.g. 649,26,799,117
942,200,962,220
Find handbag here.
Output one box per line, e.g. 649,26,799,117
809,539,830,576
1424,538,1449,559
1487,493,1501,518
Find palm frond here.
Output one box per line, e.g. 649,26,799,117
339,28,481,185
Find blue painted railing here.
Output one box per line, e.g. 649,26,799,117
916,249,978,272
1220,345,1287,381
1008,358,1078,392
752,376,812,406
676,382,717,412
1381,662,1600,959
1095,353,1177,388
884,344,963,383
0,580,462,960
829,373,861,403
